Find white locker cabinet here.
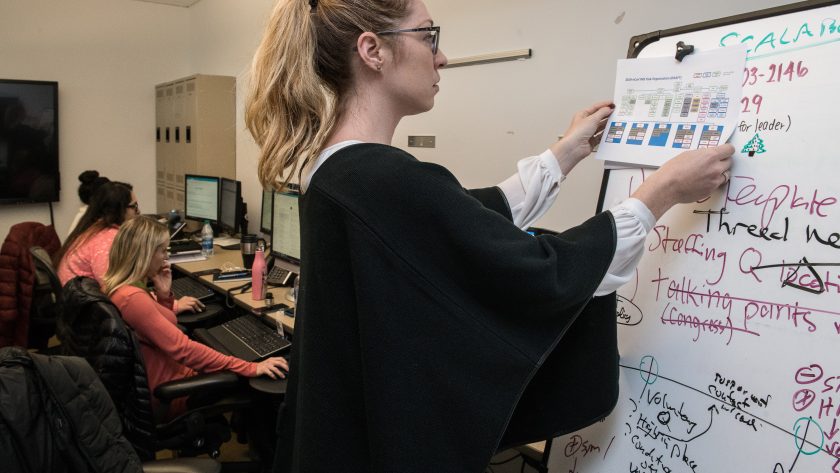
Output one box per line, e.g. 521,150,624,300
155,74,236,214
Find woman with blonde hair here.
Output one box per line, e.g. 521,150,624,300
58,181,205,313
246,0,732,470
103,216,288,415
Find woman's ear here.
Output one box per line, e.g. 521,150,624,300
355,32,385,72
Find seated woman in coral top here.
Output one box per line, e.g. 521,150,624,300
56,181,203,313
102,216,288,414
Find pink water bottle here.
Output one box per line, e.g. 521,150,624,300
251,247,267,301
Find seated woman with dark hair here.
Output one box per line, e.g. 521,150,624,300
102,216,288,415
56,181,138,286
67,170,110,235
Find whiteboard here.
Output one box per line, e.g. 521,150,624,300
552,3,840,472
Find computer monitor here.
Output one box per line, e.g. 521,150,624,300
184,174,220,224
271,184,301,264
260,189,273,235
219,177,241,234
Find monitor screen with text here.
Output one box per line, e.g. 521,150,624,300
271,187,300,263
184,174,220,223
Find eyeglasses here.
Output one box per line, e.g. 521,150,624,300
127,202,139,211
377,26,440,55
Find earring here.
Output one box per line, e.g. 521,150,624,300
377,63,382,71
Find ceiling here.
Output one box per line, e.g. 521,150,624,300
131,0,203,7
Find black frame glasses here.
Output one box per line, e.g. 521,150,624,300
127,202,139,211
377,26,440,54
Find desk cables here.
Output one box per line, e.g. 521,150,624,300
225,281,252,308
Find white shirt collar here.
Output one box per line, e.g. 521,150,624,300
300,140,364,193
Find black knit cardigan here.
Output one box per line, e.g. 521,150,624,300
274,143,619,473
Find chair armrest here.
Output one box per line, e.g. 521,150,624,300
154,371,239,401
142,458,221,473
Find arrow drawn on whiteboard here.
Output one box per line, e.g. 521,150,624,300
781,258,825,294
750,258,840,295
833,457,840,473
657,404,719,443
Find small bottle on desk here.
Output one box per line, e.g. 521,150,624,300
200,220,214,256
251,245,267,301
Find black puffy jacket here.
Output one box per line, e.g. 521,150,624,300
0,346,143,473
59,276,156,460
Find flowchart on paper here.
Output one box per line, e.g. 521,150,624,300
597,46,746,168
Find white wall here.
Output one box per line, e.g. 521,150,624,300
0,0,191,240
186,0,276,235
1,0,795,240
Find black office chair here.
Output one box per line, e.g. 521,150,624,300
58,276,252,462
28,246,63,351
0,346,221,473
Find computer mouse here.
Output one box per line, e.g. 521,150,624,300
250,376,288,394
201,303,224,318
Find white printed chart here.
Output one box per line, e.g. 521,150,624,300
597,47,745,168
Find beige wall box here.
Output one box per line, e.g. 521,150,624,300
407,136,436,148
155,74,236,214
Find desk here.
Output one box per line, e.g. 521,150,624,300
515,440,550,473
171,247,296,334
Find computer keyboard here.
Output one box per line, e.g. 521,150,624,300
169,239,202,254
217,314,291,359
267,266,293,286
171,277,215,301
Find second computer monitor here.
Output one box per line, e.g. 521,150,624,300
260,189,273,235
184,174,220,224
271,184,301,263
219,177,242,234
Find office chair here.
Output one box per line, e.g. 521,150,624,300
58,276,252,462
28,246,63,351
0,346,221,473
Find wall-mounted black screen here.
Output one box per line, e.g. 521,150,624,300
0,79,59,204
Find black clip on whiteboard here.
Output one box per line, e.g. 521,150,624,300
674,40,695,62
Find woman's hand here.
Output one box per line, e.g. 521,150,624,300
633,144,734,220
550,100,615,175
254,357,289,379
150,261,173,299
175,296,205,314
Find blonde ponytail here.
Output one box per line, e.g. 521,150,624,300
246,0,410,191
246,0,332,191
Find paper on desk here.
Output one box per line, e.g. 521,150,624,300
168,253,208,264
596,46,747,168
213,236,241,246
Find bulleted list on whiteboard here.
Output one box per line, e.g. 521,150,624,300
596,46,747,168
